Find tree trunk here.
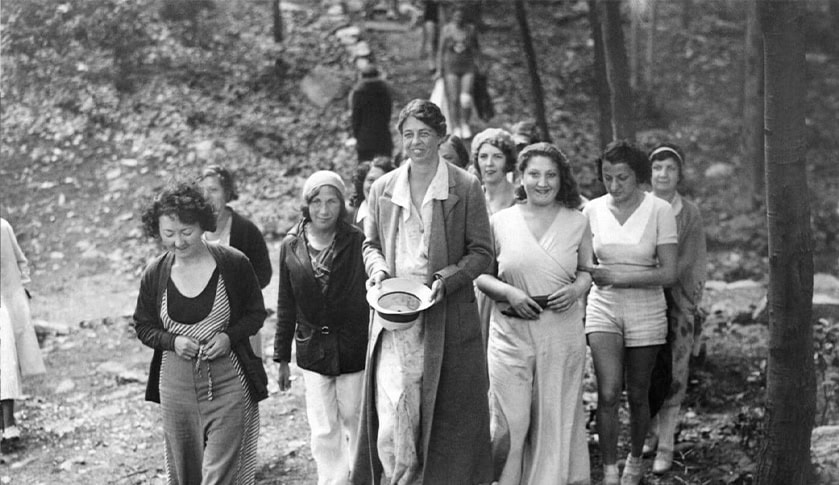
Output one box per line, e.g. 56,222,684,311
599,0,635,141
629,8,639,90
273,0,283,43
514,0,551,143
588,0,613,147
742,0,763,205
643,0,657,89
756,1,816,483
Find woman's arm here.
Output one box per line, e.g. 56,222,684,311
273,242,298,364
591,243,678,288
132,261,177,351
223,254,267,346
362,181,390,285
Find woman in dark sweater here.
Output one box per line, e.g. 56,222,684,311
199,164,272,357
274,171,369,485
133,182,268,485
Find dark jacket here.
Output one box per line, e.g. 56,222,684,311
229,208,272,289
350,78,394,156
274,219,369,376
133,244,269,403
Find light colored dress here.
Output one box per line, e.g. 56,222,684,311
488,205,590,485
0,218,45,401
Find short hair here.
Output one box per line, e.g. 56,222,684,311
351,156,396,207
470,128,517,178
648,142,686,181
515,142,582,209
141,182,217,238
198,164,239,202
440,134,470,169
301,185,349,222
595,139,651,185
396,99,447,137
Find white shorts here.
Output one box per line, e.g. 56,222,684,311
585,286,667,347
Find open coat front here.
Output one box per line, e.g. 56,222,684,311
351,162,494,485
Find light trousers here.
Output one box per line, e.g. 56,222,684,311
301,368,365,485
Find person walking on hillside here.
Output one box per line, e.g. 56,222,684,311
583,140,678,485
198,164,272,357
133,183,268,485
0,217,46,445
351,99,494,485
437,5,481,139
644,143,707,474
275,171,370,485
350,65,394,163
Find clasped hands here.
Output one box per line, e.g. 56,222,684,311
506,285,579,320
174,334,231,361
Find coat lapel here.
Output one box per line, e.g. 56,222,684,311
288,234,326,313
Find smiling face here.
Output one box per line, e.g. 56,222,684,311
651,157,680,197
198,175,227,214
477,143,507,185
522,155,560,206
601,160,640,204
159,215,204,259
307,185,343,233
363,166,386,200
401,116,441,166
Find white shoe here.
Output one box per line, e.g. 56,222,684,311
621,454,644,485
653,449,673,474
452,126,462,138
2,425,21,441
460,122,472,139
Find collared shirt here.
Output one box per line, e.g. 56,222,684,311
391,159,449,281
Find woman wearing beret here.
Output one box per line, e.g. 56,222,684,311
133,182,267,484
274,171,369,485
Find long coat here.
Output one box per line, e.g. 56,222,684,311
351,161,494,485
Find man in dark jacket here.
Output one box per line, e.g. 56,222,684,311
350,64,394,163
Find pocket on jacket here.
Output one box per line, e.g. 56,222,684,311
294,326,326,369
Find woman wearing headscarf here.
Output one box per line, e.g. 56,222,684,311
274,171,369,485
133,183,267,484
644,143,707,474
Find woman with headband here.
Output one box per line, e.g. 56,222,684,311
644,143,707,474
583,140,678,485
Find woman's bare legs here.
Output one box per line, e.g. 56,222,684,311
444,72,461,134
588,332,624,467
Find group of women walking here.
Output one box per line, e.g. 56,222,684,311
131,98,705,485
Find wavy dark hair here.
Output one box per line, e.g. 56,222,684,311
396,98,447,137
515,142,582,209
141,182,216,238
648,142,686,182
351,156,396,208
595,139,651,185
440,134,470,169
198,164,239,202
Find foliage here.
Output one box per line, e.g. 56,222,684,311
814,317,839,426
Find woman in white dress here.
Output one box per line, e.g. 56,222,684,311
476,142,592,485
0,217,46,443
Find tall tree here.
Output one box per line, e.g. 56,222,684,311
643,0,657,89
599,0,635,140
272,0,283,43
514,0,551,143
756,1,816,483
588,0,613,147
742,0,763,205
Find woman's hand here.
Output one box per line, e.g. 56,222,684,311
547,285,579,313
367,270,388,289
278,361,291,392
174,336,200,359
507,287,541,320
201,333,231,361
591,266,620,287
430,277,446,305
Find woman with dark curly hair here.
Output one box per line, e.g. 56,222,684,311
438,133,470,169
349,156,395,230
476,142,593,485
583,140,678,485
133,182,268,485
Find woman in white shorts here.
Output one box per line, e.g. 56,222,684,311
582,140,678,485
